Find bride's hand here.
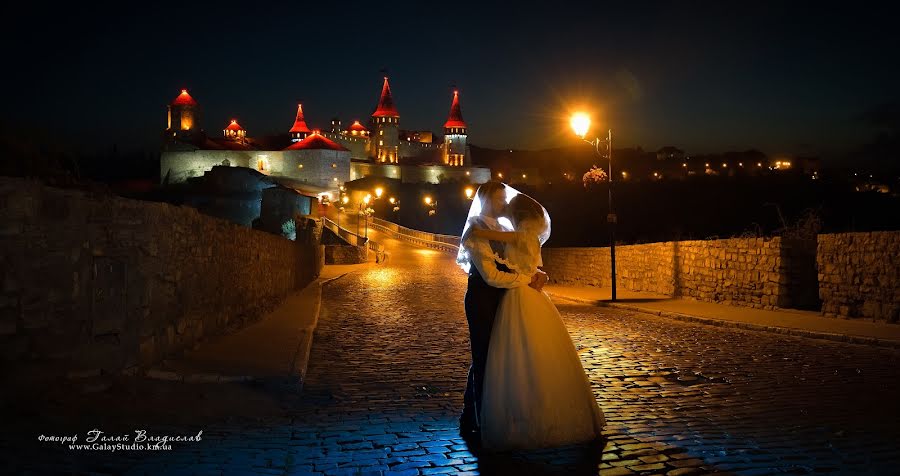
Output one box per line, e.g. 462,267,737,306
528,270,548,290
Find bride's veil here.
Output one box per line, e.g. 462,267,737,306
456,182,551,273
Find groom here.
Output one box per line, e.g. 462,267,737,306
459,181,548,440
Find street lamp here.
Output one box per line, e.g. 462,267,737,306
464,187,474,200
362,194,371,239
570,112,617,302
339,194,350,228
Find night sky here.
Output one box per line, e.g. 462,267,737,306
3,2,898,161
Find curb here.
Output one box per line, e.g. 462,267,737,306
144,279,332,385
291,282,322,390
546,291,900,350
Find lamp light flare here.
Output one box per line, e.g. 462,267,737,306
375,187,384,198
570,112,591,138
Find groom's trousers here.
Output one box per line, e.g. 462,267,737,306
462,268,508,427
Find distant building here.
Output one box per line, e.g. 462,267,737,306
656,146,685,161
160,77,490,189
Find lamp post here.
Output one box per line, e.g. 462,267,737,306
424,195,437,232
362,194,371,239
339,195,349,228
570,112,617,302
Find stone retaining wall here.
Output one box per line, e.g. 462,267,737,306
818,232,900,321
543,237,790,309
0,177,322,386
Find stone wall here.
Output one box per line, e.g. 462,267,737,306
161,149,352,189
818,232,900,321
543,237,790,309
0,177,323,387
350,163,491,184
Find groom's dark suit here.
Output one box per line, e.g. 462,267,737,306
461,216,530,430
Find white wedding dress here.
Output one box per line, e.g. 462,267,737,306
480,221,605,450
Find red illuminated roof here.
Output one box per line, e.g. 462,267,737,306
348,120,367,132
443,90,466,129
372,77,399,118
290,103,311,134
284,132,349,151
225,120,243,131
172,89,198,106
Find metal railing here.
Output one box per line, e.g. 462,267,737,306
323,217,387,263
370,217,461,254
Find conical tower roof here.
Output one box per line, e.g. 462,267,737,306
372,77,399,118
284,132,349,151
172,89,198,106
443,90,466,129
289,103,311,134
225,119,244,131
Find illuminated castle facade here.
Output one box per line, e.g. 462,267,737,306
160,77,488,190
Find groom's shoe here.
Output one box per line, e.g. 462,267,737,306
458,417,483,453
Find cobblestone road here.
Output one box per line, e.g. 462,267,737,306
6,229,900,475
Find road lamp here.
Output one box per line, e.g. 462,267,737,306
339,194,349,228
424,195,437,232
571,112,617,302
361,194,371,239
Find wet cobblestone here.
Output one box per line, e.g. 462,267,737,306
4,234,900,475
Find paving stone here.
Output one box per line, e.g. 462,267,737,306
6,237,900,475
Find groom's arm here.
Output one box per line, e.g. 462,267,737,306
468,239,532,289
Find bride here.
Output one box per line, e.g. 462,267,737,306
465,188,605,451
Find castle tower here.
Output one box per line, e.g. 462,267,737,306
443,89,468,166
224,119,246,143
371,76,400,163
289,103,311,142
166,89,200,138
348,120,368,137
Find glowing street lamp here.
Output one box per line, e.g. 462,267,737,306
570,111,618,302
424,196,433,205
389,197,396,204
375,187,384,198
464,187,474,200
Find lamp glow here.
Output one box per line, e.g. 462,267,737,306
570,112,591,138
375,187,384,198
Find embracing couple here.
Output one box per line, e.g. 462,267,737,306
457,180,605,452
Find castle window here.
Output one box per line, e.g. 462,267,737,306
379,140,383,146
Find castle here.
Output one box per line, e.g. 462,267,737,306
160,77,491,192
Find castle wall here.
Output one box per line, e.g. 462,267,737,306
282,149,352,188
351,162,401,181
161,150,253,184
349,163,491,184
161,149,351,189
323,132,369,160
399,140,441,160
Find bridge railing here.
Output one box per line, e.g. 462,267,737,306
370,217,460,254
322,217,387,263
